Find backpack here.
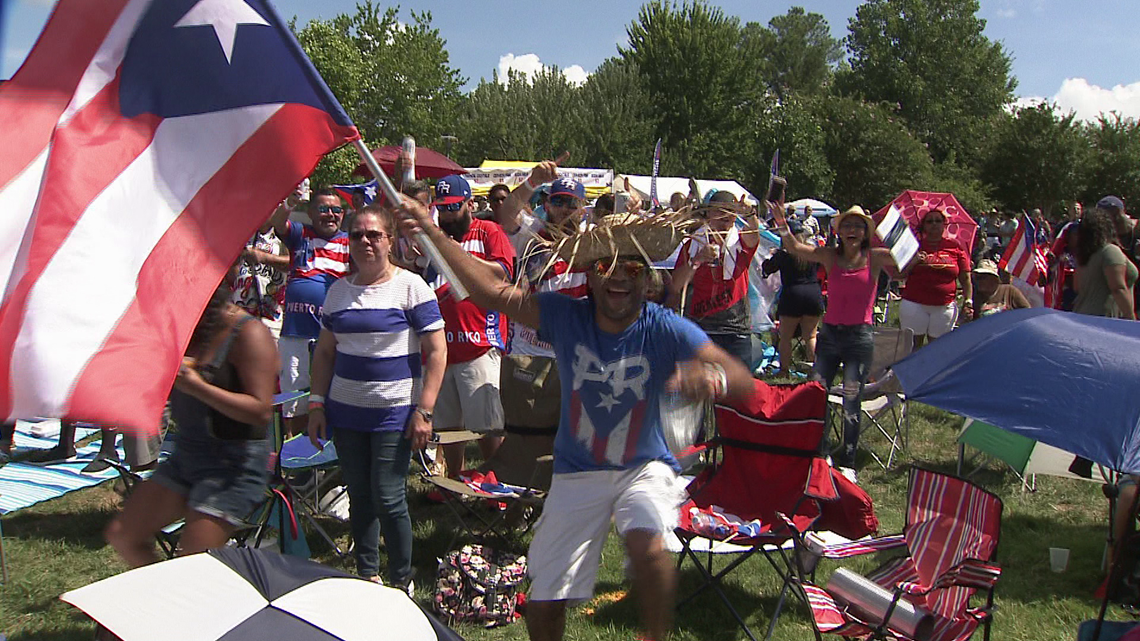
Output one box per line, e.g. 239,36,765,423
434,544,527,627
814,466,880,540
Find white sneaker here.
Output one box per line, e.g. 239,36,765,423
839,466,858,485
398,578,415,597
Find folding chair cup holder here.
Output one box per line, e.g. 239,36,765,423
826,327,913,470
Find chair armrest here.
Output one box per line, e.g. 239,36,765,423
896,558,1002,596
803,532,906,560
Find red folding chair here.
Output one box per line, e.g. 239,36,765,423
798,467,1004,641
674,379,838,641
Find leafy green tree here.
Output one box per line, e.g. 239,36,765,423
621,1,767,178
816,96,934,210
840,0,1015,165
1083,113,1140,209
453,67,583,166
981,103,1088,214
762,7,843,99
295,2,465,186
748,95,833,200
577,59,660,174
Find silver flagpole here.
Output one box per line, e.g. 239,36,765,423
351,139,470,301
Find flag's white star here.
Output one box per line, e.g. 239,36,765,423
175,0,270,65
597,392,621,412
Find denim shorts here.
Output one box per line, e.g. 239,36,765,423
152,436,272,525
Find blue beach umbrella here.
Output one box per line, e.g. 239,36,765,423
892,308,1140,474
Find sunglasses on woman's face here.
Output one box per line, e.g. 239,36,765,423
925,218,946,226
592,258,647,279
348,230,391,243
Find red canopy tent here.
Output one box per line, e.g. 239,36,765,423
872,191,978,256
353,145,466,180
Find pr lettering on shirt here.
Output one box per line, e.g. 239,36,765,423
570,344,651,466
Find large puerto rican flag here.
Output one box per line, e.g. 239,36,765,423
999,214,1049,285
0,0,359,433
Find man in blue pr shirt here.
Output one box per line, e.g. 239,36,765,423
396,198,753,641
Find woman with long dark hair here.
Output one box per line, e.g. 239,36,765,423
773,204,902,480
1074,208,1137,319
105,268,278,567
762,219,824,374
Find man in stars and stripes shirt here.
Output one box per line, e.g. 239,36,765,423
270,188,352,434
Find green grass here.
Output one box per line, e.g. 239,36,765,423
0,399,1117,640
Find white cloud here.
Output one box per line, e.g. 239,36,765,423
996,8,1017,18
497,53,590,87
1012,78,1140,122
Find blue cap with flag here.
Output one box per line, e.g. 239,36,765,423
433,174,471,205
549,177,584,200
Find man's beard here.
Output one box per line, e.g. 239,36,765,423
439,213,472,241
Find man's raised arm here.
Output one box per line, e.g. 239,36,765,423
396,198,541,329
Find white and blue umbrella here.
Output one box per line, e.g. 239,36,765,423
62,548,464,641
786,198,838,218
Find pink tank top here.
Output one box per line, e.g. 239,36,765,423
824,259,877,326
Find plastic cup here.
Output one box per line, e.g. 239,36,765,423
1050,547,1070,573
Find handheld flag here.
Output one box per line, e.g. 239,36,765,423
999,214,1049,285
0,0,359,434
650,138,661,210
876,204,920,269
330,179,379,207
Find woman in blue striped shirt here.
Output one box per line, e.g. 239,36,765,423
308,205,446,593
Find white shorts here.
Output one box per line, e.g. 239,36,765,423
435,349,504,433
279,336,314,418
527,461,685,602
899,298,958,339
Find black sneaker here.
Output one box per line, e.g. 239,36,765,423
25,446,77,465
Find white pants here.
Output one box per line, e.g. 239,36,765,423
899,298,958,339
278,336,314,418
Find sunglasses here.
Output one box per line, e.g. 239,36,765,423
592,258,647,279
317,205,344,214
924,218,946,225
438,202,464,212
348,230,391,243
549,195,577,209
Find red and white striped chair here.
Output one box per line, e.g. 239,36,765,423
797,467,1004,641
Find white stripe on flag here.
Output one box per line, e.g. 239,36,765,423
0,148,49,304
312,256,349,272
58,0,151,126
10,105,282,417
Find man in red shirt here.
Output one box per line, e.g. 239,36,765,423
429,175,516,476
667,190,761,367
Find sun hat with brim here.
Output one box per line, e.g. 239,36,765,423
521,209,704,273
834,205,873,229
973,259,1000,277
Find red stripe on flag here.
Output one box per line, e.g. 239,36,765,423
0,0,130,188
0,75,162,420
65,105,358,432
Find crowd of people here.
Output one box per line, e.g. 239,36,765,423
3,152,1137,641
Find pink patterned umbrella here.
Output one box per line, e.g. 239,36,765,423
872,191,978,256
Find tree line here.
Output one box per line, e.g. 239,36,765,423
297,0,1140,218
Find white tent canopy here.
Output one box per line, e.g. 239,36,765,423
617,174,758,205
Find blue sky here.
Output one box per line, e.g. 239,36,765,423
4,0,1139,120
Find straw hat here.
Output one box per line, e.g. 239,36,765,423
834,205,873,230
523,208,704,273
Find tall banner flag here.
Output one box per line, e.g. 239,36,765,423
650,137,661,210
0,0,359,433
999,214,1049,284
875,204,920,269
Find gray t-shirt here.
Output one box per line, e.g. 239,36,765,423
1074,244,1139,318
